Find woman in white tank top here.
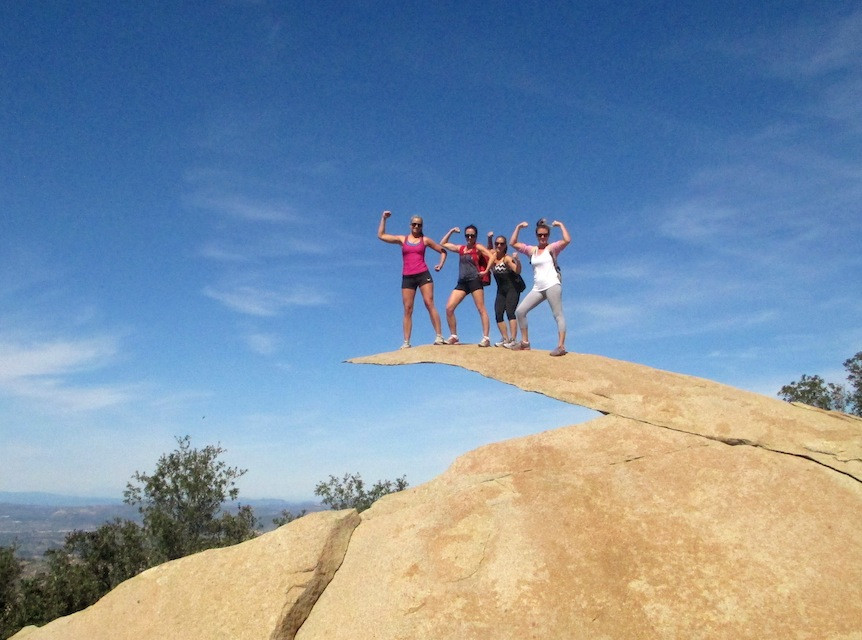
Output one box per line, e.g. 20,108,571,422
509,218,571,356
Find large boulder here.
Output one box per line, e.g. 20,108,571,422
15,348,862,639
12,509,360,640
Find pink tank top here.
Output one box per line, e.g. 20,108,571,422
402,238,429,275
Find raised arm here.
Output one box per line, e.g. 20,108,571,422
552,220,571,248
509,221,529,252
440,226,461,252
476,243,494,260
377,210,403,245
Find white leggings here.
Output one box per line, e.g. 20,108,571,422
515,284,566,334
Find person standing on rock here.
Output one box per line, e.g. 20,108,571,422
439,224,494,347
484,232,524,348
377,210,447,349
509,218,570,356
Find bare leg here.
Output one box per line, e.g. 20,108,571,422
418,281,442,336
401,288,417,342
497,320,509,341
471,288,490,337
445,289,467,336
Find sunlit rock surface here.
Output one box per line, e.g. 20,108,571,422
16,347,862,639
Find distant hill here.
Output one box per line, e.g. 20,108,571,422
0,492,121,506
0,494,323,562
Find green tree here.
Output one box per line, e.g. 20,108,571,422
0,437,259,639
0,546,23,640
778,351,862,416
843,352,862,415
272,509,307,527
124,435,258,561
314,473,408,512
778,374,846,411
61,519,151,594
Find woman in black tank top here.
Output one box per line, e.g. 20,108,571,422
486,234,523,347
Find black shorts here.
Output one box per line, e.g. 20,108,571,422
454,277,483,293
402,270,433,290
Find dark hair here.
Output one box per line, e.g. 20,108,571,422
465,224,478,235
536,218,550,234
494,235,507,247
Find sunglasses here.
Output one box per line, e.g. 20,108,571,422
495,241,506,246
465,233,476,238
537,232,549,238
411,222,423,227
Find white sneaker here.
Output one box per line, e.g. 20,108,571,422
494,339,508,347
503,340,517,349
433,335,445,345
478,336,491,347
400,341,411,349
445,334,460,345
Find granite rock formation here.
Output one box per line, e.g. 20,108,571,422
13,348,862,639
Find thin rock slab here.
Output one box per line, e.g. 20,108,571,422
349,347,862,481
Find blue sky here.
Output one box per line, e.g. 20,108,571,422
1,2,860,501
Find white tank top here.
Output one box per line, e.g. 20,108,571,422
531,247,560,291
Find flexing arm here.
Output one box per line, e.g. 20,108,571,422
552,220,571,249
377,211,403,245
440,227,461,252
509,221,529,252
476,244,494,260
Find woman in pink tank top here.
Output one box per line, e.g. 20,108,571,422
377,210,447,349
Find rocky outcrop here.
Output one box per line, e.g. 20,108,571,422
15,348,862,639
12,509,360,640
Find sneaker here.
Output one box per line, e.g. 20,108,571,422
478,336,491,348
513,341,531,351
494,339,507,347
549,346,567,357
400,341,411,350
445,334,460,345
433,335,445,345
503,339,517,349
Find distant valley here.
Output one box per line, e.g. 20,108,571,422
0,493,322,564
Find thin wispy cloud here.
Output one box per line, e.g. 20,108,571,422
198,241,253,263
576,301,642,333
245,332,281,356
786,9,862,77
658,201,740,243
190,193,297,223
2,378,133,412
742,9,862,131
0,337,118,380
571,261,654,282
199,235,333,263
203,284,330,317
0,336,133,412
